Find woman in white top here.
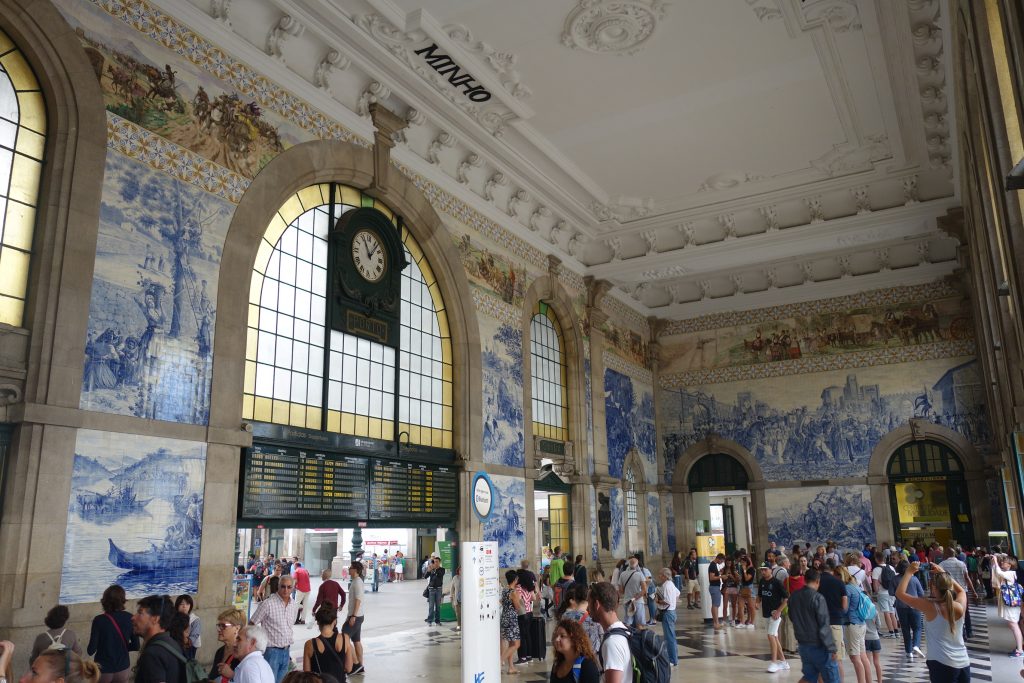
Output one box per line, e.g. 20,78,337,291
895,562,970,682
995,555,1024,657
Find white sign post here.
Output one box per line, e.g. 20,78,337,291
462,541,501,683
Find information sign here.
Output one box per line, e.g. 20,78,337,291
239,444,459,525
232,574,253,615
461,541,500,683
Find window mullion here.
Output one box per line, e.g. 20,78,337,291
321,183,336,432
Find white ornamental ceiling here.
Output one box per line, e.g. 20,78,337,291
172,0,960,320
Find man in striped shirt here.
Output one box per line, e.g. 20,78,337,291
250,575,299,683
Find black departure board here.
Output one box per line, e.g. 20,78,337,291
240,443,459,525
242,445,369,520
370,460,459,522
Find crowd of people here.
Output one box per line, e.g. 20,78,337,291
5,540,1024,683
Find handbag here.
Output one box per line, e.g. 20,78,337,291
654,608,665,622
423,587,430,598
1001,581,1022,607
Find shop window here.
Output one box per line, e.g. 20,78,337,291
0,29,45,326
244,185,452,447
530,303,568,441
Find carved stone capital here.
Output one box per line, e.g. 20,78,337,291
369,104,407,196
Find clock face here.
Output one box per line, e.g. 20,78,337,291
351,229,387,283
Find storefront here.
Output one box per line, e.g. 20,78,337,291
887,440,975,548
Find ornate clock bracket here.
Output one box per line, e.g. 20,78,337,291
369,103,408,198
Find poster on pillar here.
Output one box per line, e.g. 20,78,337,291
646,493,662,555
610,487,625,558
461,541,501,683
61,430,206,603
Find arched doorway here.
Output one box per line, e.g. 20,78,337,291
671,436,768,556
687,453,752,556
887,439,975,548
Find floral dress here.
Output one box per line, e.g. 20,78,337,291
500,588,520,641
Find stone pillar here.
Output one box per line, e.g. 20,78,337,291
657,484,673,565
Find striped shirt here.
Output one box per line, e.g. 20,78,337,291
250,593,299,648
939,558,970,591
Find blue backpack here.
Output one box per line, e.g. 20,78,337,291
604,626,671,683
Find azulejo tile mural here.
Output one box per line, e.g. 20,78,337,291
660,357,989,483
61,430,206,604
665,497,677,554
610,487,625,559
589,487,599,561
482,474,526,568
765,485,873,554
646,493,662,555
80,150,232,425
604,369,657,483
481,315,525,468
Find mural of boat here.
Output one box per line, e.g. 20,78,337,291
107,538,200,572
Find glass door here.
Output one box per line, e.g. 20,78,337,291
548,493,570,555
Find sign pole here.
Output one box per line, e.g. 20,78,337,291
461,541,500,683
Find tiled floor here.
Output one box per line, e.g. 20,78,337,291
279,580,1020,681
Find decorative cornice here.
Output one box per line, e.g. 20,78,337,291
907,0,950,168
604,351,654,385
659,339,975,388
444,24,532,100
660,280,962,336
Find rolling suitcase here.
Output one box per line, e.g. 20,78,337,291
528,615,547,660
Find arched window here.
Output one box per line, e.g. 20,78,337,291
688,453,749,492
887,440,963,478
243,184,453,448
0,29,45,326
530,303,568,441
625,465,638,530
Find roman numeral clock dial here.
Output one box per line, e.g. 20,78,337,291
352,229,387,283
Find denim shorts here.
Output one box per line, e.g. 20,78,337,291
864,638,881,653
709,585,722,607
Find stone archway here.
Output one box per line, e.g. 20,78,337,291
670,435,768,556
207,138,483,580
867,419,991,545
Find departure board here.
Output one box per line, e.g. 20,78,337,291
370,460,459,522
240,443,459,525
242,445,369,520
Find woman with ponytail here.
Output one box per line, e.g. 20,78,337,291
895,561,970,683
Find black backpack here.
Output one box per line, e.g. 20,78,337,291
604,626,671,683
879,565,897,595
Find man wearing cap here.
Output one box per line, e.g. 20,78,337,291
756,561,789,673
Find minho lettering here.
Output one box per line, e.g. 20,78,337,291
413,43,492,103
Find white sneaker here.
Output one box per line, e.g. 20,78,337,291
907,652,915,660
767,662,780,673
746,623,755,629
780,661,790,670
913,646,925,658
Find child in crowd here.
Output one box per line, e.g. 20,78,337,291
863,613,883,683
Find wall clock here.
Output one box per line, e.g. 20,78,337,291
330,207,408,346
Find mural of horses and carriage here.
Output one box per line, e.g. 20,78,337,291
663,294,973,374
69,14,294,178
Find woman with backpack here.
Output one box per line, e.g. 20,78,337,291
303,604,354,682
87,586,138,683
994,555,1024,657
549,618,600,683
896,562,971,682
31,605,83,660
837,566,870,683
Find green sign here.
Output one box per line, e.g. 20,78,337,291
438,540,457,622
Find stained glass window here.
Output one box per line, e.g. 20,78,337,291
244,184,452,448
530,303,568,441
625,466,638,528
0,29,45,327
